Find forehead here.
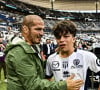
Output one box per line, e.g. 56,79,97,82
34,20,44,25
57,31,71,36
31,18,44,27
23,16,44,27
55,32,73,39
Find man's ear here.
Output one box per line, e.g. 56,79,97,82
22,25,29,34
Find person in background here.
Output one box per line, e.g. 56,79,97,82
40,43,46,61
42,39,55,59
5,15,83,90
45,20,100,90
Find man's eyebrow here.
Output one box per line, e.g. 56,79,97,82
35,27,42,29
35,27,44,30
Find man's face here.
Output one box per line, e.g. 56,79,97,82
56,33,75,52
26,20,44,44
46,39,51,44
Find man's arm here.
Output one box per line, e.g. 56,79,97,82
6,48,83,90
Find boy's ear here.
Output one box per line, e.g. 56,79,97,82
73,37,76,43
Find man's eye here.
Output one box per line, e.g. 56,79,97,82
36,28,41,31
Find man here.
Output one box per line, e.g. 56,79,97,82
5,15,83,90
42,39,55,59
45,20,100,90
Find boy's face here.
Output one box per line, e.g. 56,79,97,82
55,33,75,52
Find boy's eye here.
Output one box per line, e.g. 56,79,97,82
64,35,69,37
55,36,61,39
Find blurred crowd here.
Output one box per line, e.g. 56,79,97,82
0,25,100,89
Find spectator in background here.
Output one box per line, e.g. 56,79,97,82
40,44,46,61
42,39,56,59
45,20,100,90
81,41,88,50
4,15,83,90
0,35,7,83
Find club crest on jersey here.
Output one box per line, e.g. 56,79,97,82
73,59,80,66
96,58,100,66
71,59,83,68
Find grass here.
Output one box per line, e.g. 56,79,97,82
0,69,7,90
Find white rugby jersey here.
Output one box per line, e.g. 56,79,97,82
45,49,100,90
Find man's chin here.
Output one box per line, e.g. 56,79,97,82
32,41,40,44
36,41,40,44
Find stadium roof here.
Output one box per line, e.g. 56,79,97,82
18,0,100,11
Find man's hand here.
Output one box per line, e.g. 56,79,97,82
66,74,83,90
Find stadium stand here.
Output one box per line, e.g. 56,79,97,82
17,0,100,10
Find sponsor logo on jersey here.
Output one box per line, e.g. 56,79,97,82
52,61,59,68
96,58,100,66
52,69,60,71
63,71,70,77
52,61,60,71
